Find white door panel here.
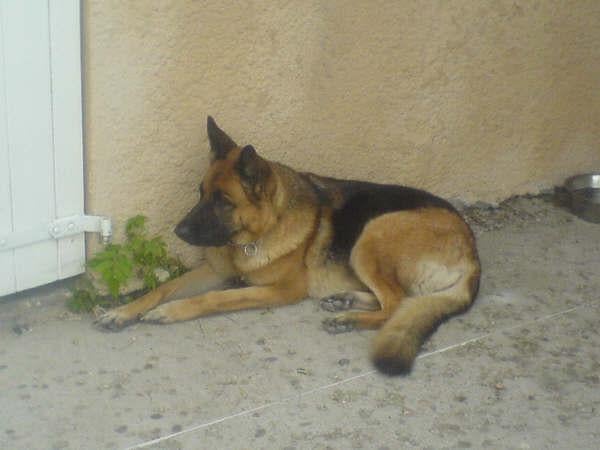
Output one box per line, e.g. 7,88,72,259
0,0,85,295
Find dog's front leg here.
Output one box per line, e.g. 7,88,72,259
140,284,306,324
95,263,231,330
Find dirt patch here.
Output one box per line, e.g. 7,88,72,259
459,192,574,233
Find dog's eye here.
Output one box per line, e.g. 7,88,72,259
212,190,234,206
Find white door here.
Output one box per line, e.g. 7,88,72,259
0,0,85,296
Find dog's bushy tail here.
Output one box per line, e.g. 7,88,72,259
371,269,480,376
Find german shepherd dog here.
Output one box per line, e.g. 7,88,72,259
97,117,480,375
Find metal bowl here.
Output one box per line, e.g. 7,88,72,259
564,173,600,223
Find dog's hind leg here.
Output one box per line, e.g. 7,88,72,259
321,237,406,334
320,291,379,312
335,209,480,375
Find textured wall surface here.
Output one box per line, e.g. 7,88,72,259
83,0,600,264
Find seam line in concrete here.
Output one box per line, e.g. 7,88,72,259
125,303,588,450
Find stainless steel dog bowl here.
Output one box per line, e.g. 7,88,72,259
565,173,600,223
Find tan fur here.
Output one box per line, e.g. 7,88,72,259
96,121,480,375
343,209,480,373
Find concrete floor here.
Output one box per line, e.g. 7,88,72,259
1,196,599,450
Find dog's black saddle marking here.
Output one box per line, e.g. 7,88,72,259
312,177,457,260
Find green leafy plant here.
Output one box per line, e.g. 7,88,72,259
67,277,124,313
67,279,101,313
67,215,187,313
88,243,133,299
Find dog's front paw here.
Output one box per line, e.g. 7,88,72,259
320,293,356,312
322,315,356,334
94,307,137,331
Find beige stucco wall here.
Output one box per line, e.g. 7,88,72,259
84,0,600,265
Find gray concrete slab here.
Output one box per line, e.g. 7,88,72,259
152,306,599,450
1,197,599,450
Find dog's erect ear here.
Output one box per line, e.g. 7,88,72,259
207,116,237,159
236,145,271,198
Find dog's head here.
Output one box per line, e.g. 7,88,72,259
174,117,275,247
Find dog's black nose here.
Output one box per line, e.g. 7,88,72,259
174,223,191,240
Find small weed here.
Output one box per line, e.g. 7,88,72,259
67,283,98,313
67,215,187,313
88,243,133,299
67,278,121,313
